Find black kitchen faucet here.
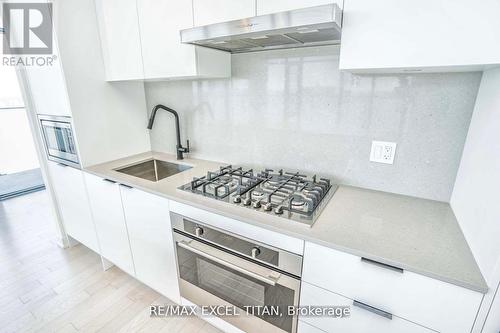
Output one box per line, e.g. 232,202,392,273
147,104,190,160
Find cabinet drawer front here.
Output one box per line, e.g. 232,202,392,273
300,282,433,333
302,242,482,332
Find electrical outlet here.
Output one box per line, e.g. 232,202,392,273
370,141,397,164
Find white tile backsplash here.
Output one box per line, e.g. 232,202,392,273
144,46,481,202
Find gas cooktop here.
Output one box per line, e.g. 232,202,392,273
179,165,338,226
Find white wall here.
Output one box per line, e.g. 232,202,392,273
145,46,481,201
451,67,500,332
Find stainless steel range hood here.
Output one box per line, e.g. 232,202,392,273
180,4,342,53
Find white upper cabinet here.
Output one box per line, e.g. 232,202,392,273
138,0,196,78
137,0,230,79
95,0,231,81
94,0,144,81
193,0,256,26
256,0,343,15
339,0,500,73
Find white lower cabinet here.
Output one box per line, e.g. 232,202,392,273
299,282,433,333
302,242,483,333
120,186,180,303
47,162,99,252
84,173,135,276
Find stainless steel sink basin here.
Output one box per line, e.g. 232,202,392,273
115,159,192,182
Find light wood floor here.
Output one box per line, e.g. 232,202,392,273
0,190,222,333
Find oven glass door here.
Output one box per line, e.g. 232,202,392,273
175,233,300,333
40,119,79,165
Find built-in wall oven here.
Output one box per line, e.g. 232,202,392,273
171,213,303,333
38,115,80,168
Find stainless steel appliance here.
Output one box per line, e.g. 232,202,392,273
179,166,337,226
172,213,302,333
180,4,342,53
38,115,80,168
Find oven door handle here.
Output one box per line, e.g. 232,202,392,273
177,240,279,286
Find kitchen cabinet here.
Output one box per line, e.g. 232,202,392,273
193,0,256,26
84,173,135,276
19,12,70,116
300,282,433,333
94,0,144,81
47,162,99,253
339,0,500,73
120,186,180,303
256,0,343,15
137,0,230,80
302,242,482,333
95,0,231,81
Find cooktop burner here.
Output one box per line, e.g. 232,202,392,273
179,165,338,226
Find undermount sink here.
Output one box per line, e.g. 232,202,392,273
115,159,192,182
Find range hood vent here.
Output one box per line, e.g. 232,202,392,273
180,4,342,53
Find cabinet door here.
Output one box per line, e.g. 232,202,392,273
94,0,143,80
339,0,500,73
47,162,99,252
120,187,180,303
17,2,71,116
84,173,135,275
257,0,342,15
137,0,197,78
193,0,256,26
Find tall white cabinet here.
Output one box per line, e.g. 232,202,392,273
339,0,500,73
451,67,500,332
23,44,71,117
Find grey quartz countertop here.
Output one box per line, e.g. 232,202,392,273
85,151,488,293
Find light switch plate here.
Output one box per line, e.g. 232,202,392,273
370,141,397,164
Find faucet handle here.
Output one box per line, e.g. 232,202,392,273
186,139,190,153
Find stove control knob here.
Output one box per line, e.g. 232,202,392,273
233,195,242,203
195,227,204,238
251,247,261,258
274,205,284,214
242,197,252,206
252,201,261,209
263,203,273,211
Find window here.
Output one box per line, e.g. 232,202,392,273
0,66,25,109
